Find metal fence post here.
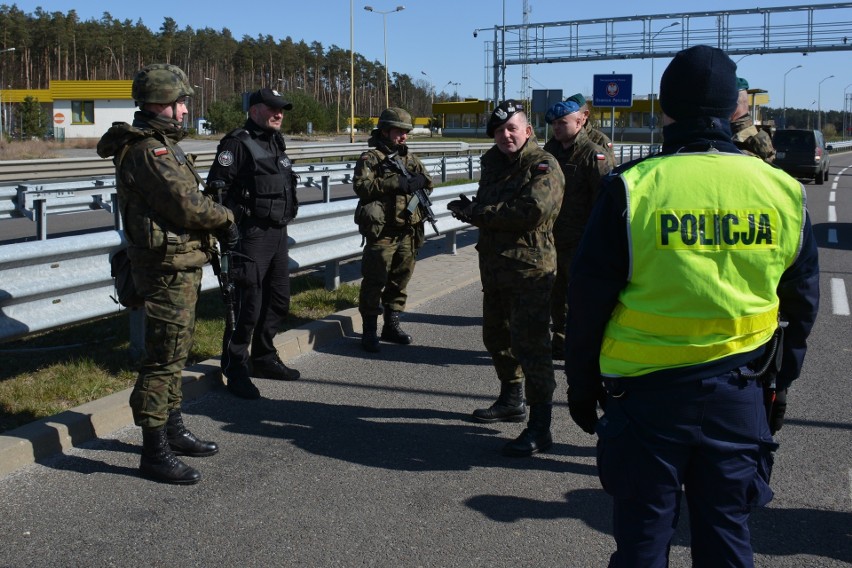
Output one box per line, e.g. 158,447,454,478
324,260,340,291
111,192,122,230
467,155,474,179
441,157,448,183
446,229,458,255
322,174,331,203
35,198,47,240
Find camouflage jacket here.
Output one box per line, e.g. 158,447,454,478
731,114,776,163
584,121,617,168
353,134,433,231
544,129,612,248
471,138,564,285
97,113,233,270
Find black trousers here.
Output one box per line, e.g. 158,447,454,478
222,218,291,373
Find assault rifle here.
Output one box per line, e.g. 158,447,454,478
386,152,439,235
207,179,237,331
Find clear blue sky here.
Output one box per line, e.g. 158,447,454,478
23,0,852,112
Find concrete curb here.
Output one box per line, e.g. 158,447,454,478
0,243,481,478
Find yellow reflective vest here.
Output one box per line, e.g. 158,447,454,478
601,152,806,377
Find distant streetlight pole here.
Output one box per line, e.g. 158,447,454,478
364,4,405,109
350,0,355,143
0,47,16,140
204,77,216,113
844,83,852,138
447,81,461,102
193,84,202,129
735,54,752,63
817,75,834,130
782,64,802,129
649,21,680,148
421,70,434,105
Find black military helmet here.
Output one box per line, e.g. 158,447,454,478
377,107,413,131
131,63,194,106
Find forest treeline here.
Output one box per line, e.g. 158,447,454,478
0,4,446,131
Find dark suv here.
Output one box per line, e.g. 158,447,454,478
772,129,832,185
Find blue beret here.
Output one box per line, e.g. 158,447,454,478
545,100,581,124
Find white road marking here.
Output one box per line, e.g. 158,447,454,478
829,191,836,202
828,228,838,244
828,206,837,223
831,278,850,316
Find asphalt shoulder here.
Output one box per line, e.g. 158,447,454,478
0,230,481,478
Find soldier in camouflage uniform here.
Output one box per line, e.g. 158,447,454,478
447,100,564,457
97,64,238,485
354,107,433,353
566,93,617,168
730,78,776,163
543,100,612,360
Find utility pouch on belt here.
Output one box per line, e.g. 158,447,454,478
109,248,144,308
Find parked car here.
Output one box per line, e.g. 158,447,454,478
772,129,832,185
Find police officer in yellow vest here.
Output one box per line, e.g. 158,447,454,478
565,46,820,566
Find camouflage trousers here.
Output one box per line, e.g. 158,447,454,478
481,275,555,405
550,244,579,343
359,230,419,316
129,267,202,430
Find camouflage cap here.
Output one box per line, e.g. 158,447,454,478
378,107,413,131
132,64,194,105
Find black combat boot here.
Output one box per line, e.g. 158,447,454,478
502,403,553,457
166,410,219,457
472,382,526,423
362,315,380,353
381,310,413,344
140,428,201,485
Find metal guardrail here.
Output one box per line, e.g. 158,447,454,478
0,154,484,238
0,184,477,345
0,141,492,183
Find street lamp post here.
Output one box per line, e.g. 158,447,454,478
0,47,16,140
649,22,680,148
193,84,202,130
782,64,803,130
204,77,215,114
844,83,852,139
446,81,460,102
364,5,405,109
421,70,434,105
817,75,835,131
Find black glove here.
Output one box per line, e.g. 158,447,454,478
567,384,601,435
216,223,240,252
765,387,787,434
447,194,476,223
400,172,428,195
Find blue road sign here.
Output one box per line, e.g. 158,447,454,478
593,74,633,108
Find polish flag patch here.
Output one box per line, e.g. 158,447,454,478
536,161,550,171
595,153,606,161
151,147,169,157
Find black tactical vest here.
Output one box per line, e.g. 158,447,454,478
229,128,297,224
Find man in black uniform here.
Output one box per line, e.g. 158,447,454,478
207,88,300,399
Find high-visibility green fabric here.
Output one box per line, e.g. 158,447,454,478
601,152,805,376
